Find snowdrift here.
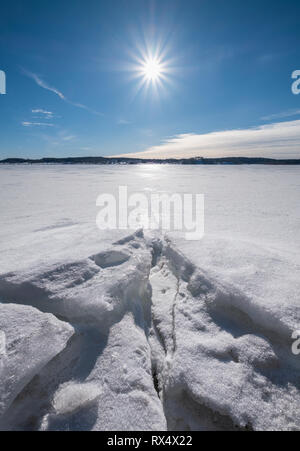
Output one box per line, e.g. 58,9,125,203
0,230,299,431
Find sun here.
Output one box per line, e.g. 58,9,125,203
127,44,175,97
141,58,162,82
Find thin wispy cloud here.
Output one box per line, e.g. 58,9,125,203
32,109,54,118
31,128,78,149
261,109,300,121
61,134,76,141
117,119,132,125
23,69,103,116
257,53,281,64
22,121,54,127
113,119,300,160
23,70,65,99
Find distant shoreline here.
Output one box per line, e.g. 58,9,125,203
1,156,300,165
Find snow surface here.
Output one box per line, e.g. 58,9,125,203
0,303,73,423
0,164,299,431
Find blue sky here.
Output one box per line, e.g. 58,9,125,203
0,0,300,159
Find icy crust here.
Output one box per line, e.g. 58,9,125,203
0,229,149,328
0,304,74,420
173,236,300,340
0,230,166,431
150,241,300,431
0,230,299,431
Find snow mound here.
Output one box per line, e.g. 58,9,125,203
150,240,300,431
0,231,166,431
0,303,74,422
0,230,299,431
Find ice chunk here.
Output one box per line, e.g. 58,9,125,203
0,304,74,418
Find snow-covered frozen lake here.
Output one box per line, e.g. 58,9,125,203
1,164,299,269
0,164,300,431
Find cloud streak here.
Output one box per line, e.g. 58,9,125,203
24,70,65,99
32,109,54,119
117,119,132,125
23,70,103,116
113,120,300,159
22,121,54,127
261,109,300,121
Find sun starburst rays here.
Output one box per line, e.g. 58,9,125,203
126,44,174,99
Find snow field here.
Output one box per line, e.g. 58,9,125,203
0,230,299,430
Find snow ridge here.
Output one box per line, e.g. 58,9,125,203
0,230,299,431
